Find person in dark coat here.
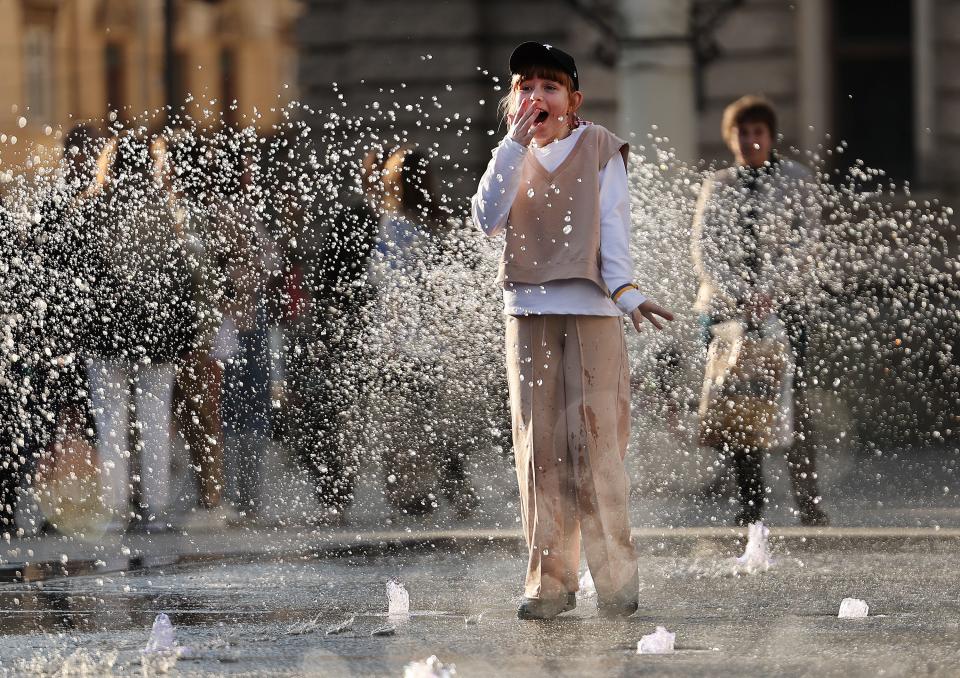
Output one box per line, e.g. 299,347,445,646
83,134,195,532
286,149,381,523
0,124,101,535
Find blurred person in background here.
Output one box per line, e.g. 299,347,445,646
0,124,102,537
27,124,104,535
692,95,828,527
0,200,24,536
159,132,233,528
373,145,479,519
287,148,381,524
84,133,195,533
218,152,277,522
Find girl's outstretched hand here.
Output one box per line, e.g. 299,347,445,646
630,300,674,332
508,97,540,147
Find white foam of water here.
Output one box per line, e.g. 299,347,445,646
143,613,177,654
637,626,676,654
838,598,869,618
387,579,410,618
578,568,596,598
326,615,355,635
733,521,773,574
286,613,324,636
141,613,185,674
15,649,118,677
404,655,457,677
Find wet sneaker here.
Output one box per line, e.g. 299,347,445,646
104,515,132,534
127,516,173,535
597,570,640,619
597,596,639,619
39,520,61,536
517,593,576,620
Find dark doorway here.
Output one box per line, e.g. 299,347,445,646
221,47,238,127
105,41,127,119
832,0,913,184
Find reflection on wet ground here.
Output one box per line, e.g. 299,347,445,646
0,552,240,584
3,543,960,676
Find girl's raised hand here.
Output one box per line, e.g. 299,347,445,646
508,97,539,147
630,299,675,332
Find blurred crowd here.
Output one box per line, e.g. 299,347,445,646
0,122,476,537
11,92,930,538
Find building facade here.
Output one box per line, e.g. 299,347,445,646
0,0,301,167
299,0,960,203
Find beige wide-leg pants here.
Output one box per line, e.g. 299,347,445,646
506,314,638,601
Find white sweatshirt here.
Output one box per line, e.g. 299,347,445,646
471,125,646,316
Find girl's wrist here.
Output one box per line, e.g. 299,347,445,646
611,284,646,315
503,136,529,153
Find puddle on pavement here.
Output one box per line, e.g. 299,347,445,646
0,551,492,639
0,557,325,635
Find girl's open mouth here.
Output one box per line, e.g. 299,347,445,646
534,110,549,124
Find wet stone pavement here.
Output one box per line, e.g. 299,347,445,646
2,540,960,676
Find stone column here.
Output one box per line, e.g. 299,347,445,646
617,0,697,162
797,0,830,155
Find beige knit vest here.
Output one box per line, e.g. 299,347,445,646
497,124,628,292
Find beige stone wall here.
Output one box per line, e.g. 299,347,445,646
0,0,301,170
298,0,617,199
695,0,801,166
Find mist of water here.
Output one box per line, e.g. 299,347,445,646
0,80,957,541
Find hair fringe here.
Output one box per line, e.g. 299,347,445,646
497,66,577,128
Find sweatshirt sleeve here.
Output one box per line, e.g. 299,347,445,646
470,136,528,237
598,152,647,314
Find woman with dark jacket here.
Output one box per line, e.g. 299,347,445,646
372,145,480,518
83,134,194,532
0,124,102,535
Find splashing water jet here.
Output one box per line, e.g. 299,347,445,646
404,655,457,677
387,579,410,618
637,626,676,654
838,598,869,618
734,522,773,574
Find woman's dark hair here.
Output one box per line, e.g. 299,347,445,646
381,145,444,229
63,123,100,155
94,133,157,200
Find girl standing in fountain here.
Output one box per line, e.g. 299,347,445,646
472,42,673,620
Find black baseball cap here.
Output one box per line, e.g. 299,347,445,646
509,42,579,91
